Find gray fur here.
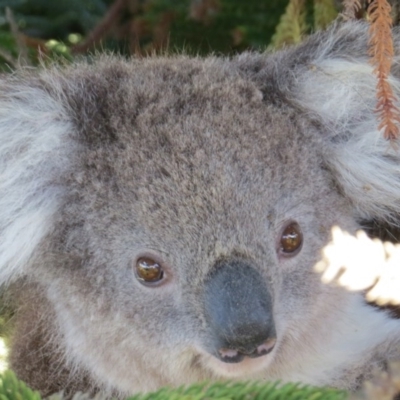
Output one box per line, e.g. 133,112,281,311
1,21,400,397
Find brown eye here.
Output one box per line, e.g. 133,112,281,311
135,257,164,285
280,222,303,255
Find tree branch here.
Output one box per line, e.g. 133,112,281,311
72,0,129,54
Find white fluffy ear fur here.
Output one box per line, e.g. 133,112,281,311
0,73,75,285
296,22,400,223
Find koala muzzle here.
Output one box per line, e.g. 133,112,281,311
204,260,276,363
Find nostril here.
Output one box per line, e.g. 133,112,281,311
218,348,239,358
255,337,276,356
218,348,244,363
244,337,276,358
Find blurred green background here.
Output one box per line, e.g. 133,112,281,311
0,0,341,70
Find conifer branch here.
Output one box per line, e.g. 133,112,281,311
314,0,338,29
71,0,128,54
342,0,362,20
270,0,307,49
5,7,30,66
368,0,400,140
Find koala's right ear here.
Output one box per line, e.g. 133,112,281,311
236,21,400,225
0,72,76,285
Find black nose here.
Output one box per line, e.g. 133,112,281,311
203,259,276,363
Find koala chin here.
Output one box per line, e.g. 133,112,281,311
1,20,400,398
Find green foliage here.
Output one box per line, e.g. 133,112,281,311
0,0,341,68
314,0,338,30
0,0,110,40
127,381,348,400
167,0,289,55
270,0,308,48
0,370,40,400
270,0,338,49
0,371,348,400
0,0,288,63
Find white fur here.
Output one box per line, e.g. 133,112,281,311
0,74,75,284
297,26,400,223
273,294,400,388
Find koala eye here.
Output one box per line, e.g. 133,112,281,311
135,257,164,285
280,222,303,256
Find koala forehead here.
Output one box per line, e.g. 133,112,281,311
60,56,335,266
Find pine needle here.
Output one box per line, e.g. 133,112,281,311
342,0,362,20
368,0,400,140
270,0,308,49
0,371,349,400
314,0,338,30
128,380,347,400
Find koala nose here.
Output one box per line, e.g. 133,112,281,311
203,259,276,363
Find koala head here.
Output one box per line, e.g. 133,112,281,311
1,21,400,397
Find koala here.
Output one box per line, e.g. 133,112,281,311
1,20,400,398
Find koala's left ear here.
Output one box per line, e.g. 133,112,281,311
236,21,400,224
0,71,77,285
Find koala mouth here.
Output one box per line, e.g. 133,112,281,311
198,338,277,378
217,338,276,363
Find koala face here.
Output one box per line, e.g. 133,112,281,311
2,21,400,397
45,68,355,392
